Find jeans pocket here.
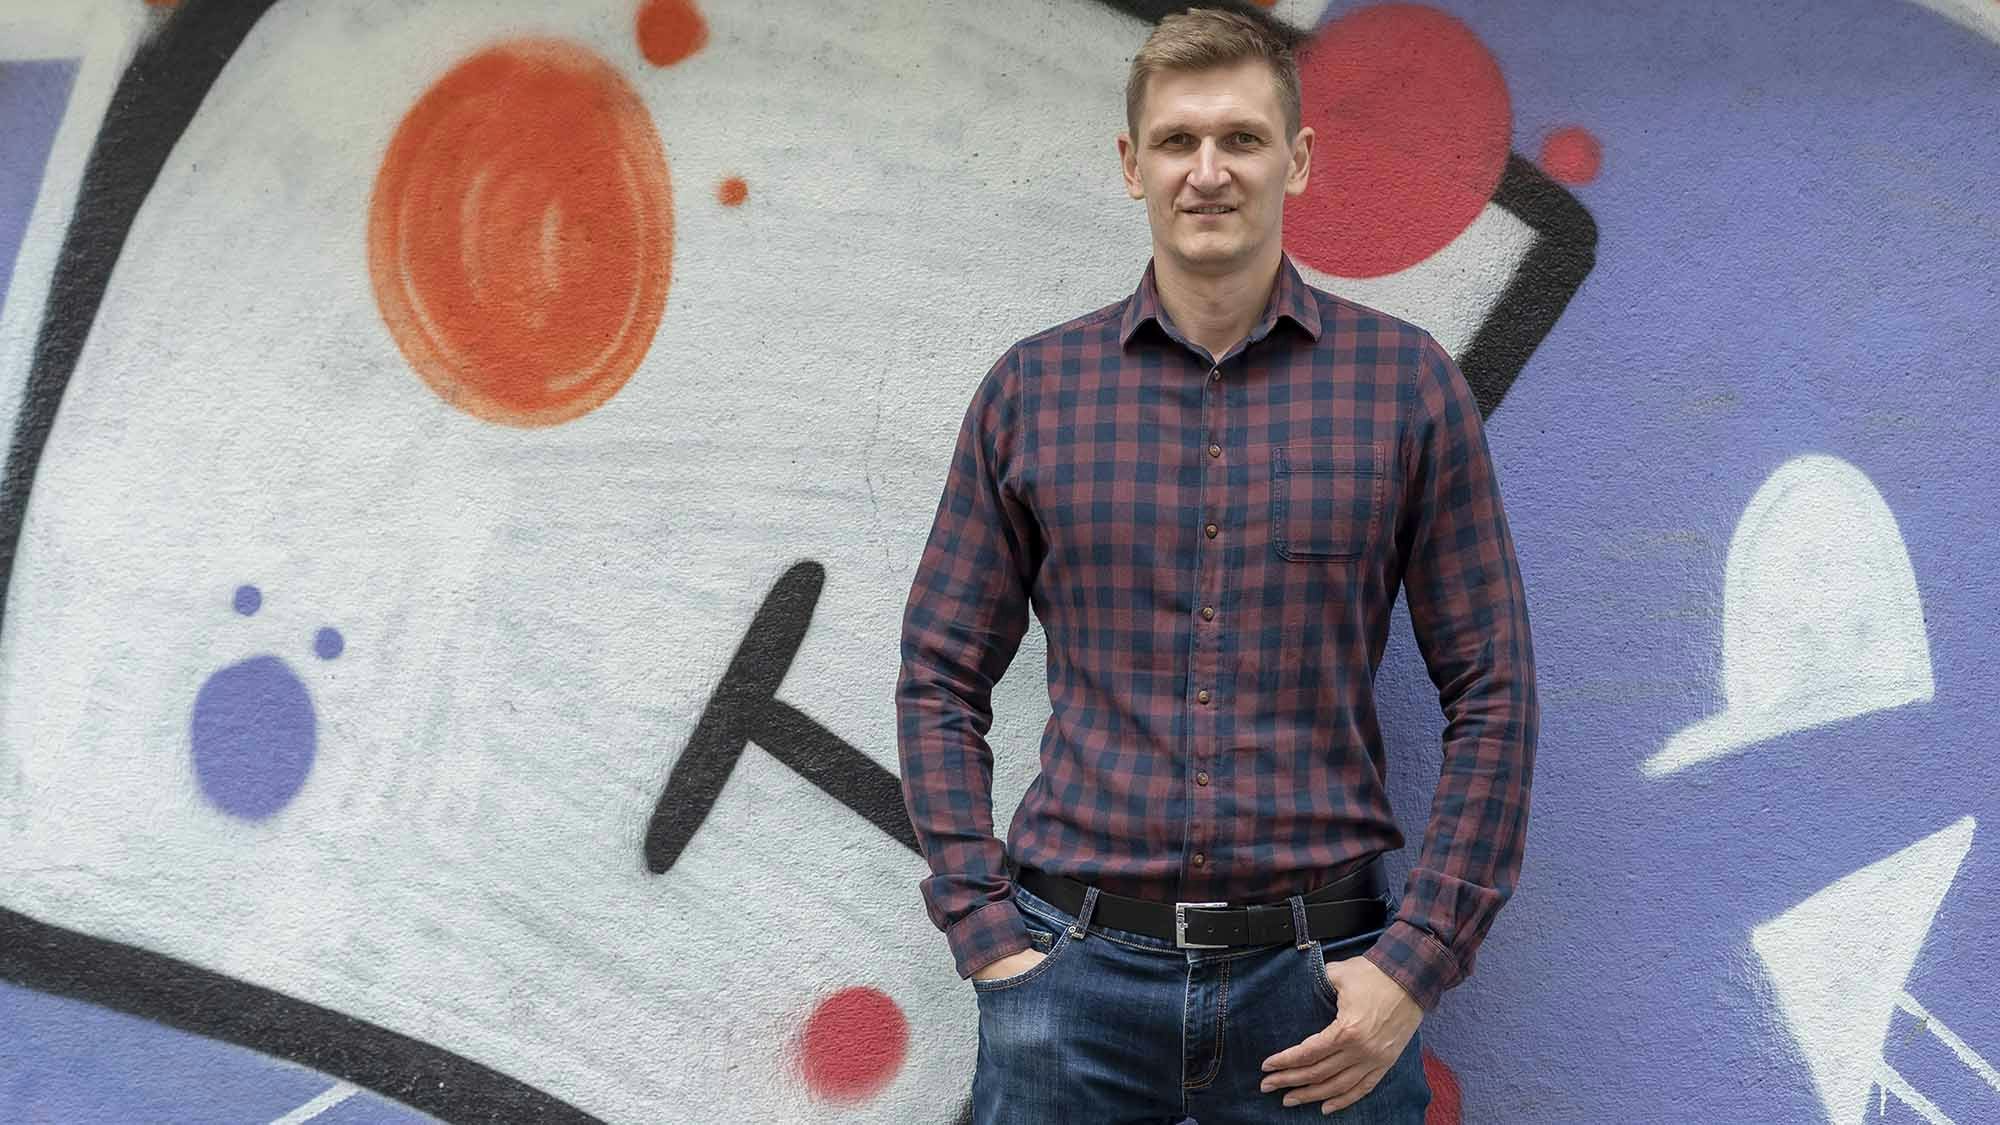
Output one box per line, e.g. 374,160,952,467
971,902,1074,995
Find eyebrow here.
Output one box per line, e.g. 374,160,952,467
1149,120,1272,140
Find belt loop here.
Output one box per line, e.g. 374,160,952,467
1071,886,1100,940
1288,893,1312,951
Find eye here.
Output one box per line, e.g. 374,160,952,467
1232,132,1261,146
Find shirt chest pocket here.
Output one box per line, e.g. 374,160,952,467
1269,442,1388,562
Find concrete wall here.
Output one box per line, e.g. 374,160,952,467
1,1,1994,1122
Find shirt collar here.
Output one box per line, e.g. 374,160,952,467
1118,252,1324,352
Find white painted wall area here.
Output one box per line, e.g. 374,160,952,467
0,1,1995,1123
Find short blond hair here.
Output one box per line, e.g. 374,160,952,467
1125,7,1304,140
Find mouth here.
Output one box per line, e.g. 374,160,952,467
1182,205,1236,216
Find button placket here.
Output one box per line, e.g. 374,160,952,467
1188,358,1229,884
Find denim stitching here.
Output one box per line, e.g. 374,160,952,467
1182,957,1230,1092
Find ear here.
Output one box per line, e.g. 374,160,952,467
1284,124,1314,198
1117,134,1145,201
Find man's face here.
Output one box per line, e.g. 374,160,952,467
1119,59,1313,276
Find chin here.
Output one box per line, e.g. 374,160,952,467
1169,238,1248,270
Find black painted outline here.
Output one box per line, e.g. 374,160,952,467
0,908,598,1123
1467,153,1598,417
1085,1,1600,418
644,561,918,874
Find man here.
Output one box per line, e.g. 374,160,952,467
896,8,1536,1123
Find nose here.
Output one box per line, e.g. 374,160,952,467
1188,139,1228,192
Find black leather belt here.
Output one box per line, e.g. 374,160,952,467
1018,861,1389,949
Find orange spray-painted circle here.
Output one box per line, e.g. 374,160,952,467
718,177,749,207
368,39,672,427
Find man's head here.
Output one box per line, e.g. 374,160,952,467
1118,9,1313,277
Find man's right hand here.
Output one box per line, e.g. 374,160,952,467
970,947,1046,982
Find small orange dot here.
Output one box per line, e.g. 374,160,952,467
718,177,748,207
637,0,708,67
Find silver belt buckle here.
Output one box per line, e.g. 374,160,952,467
1175,901,1230,949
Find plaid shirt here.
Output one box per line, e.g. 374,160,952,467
896,254,1536,1011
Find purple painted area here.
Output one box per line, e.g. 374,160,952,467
190,655,315,819
315,625,344,660
233,583,261,616
0,981,434,1123
0,59,77,315
1348,0,2000,1120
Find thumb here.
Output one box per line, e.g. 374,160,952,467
1321,953,1358,990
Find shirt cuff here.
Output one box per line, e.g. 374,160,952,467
947,897,1032,978
1364,919,1463,1012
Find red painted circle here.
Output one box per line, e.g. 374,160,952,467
1540,125,1602,185
799,987,909,1102
1284,4,1511,278
1423,1047,1464,1125
718,177,749,207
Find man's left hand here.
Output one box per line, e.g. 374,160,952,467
1259,954,1422,1115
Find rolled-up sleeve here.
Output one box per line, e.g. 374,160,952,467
896,350,1043,978
1365,333,1539,1011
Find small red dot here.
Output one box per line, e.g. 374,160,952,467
799,987,908,1102
1540,126,1602,185
718,177,749,206
1423,1048,1464,1125
636,0,708,67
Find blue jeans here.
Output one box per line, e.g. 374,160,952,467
971,885,1430,1125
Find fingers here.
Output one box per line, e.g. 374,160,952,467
1278,1061,1371,1109
1260,1027,1357,1094
1309,1065,1384,1115
1260,1022,1347,1074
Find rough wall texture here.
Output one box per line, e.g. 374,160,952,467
0,1,1994,1122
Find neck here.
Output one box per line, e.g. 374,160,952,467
1151,243,1284,362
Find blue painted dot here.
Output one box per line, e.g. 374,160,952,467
233,585,261,616
314,627,343,661
190,655,314,819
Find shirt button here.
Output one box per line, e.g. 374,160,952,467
1208,444,1221,458
1200,606,1215,621
1196,689,1211,704
1196,770,1210,787
1192,852,1207,867
1204,523,1218,538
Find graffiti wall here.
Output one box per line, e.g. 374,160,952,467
1,0,1994,1122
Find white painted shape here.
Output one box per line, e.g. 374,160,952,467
1294,200,1537,358
1899,992,2000,1095
1750,817,1976,1125
1903,0,2000,48
0,0,1538,1120
270,1082,358,1125
1645,455,1933,777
